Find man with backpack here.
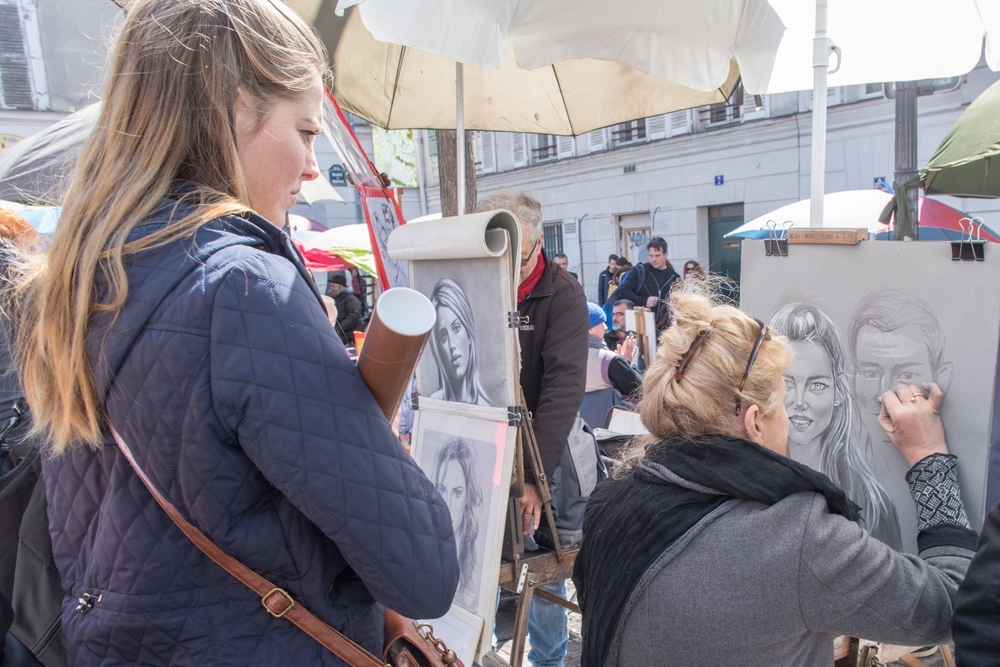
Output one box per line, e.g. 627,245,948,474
614,237,679,334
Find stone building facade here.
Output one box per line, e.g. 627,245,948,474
418,62,1000,303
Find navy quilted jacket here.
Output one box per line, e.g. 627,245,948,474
43,197,459,666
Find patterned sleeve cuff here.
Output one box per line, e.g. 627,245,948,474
905,453,970,531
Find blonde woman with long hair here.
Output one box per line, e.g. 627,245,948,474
573,285,977,667
11,0,458,662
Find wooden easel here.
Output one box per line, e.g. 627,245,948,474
633,305,651,368
490,402,580,667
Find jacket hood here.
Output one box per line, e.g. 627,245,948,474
89,196,318,404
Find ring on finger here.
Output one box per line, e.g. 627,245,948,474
909,394,920,403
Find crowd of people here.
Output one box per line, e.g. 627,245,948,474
2,0,1000,666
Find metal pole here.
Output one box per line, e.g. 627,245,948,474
456,62,466,216
809,0,831,228
894,81,919,239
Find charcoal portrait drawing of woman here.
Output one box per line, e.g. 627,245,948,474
434,437,484,609
769,303,902,550
429,278,492,407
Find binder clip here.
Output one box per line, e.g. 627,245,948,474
951,217,986,261
764,220,791,257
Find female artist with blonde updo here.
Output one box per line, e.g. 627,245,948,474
574,284,977,667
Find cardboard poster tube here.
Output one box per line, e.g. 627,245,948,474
356,287,436,421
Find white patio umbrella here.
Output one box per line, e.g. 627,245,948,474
333,0,999,223
722,190,906,238
332,0,781,214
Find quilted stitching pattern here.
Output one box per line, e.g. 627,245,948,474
44,207,459,666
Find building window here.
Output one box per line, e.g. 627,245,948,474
861,82,883,99
704,100,741,125
612,119,646,146
542,222,564,255
532,134,558,162
0,3,35,110
702,83,752,126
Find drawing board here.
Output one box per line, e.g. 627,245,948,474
412,409,515,661
741,240,1000,553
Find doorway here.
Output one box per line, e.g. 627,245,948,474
618,213,651,265
707,203,744,297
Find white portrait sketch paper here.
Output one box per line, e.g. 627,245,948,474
741,240,1000,553
389,211,522,411
363,194,409,289
388,211,524,662
412,409,515,661
411,259,516,408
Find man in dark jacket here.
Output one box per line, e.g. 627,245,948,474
328,273,362,345
597,254,618,306
953,499,1000,664
477,189,588,667
614,237,679,331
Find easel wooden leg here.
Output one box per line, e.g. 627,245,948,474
533,587,580,614
940,645,956,667
519,403,563,560
898,656,927,667
500,404,579,666
508,578,536,667
502,498,524,563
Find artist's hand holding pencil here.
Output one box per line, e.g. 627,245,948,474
878,382,949,467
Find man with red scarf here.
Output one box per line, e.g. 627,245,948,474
477,189,587,667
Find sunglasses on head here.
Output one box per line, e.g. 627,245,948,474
736,318,771,416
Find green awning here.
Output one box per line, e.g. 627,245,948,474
922,78,1000,198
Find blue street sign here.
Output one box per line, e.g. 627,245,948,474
328,164,347,187
714,175,724,186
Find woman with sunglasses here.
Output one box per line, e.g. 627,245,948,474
573,284,976,667
682,260,705,280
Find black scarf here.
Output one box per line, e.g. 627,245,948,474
572,435,860,667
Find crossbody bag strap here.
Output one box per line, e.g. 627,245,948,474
109,425,387,667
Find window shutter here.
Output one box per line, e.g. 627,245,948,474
587,128,607,152
741,94,769,121
473,133,483,176
512,133,527,167
809,86,842,109
480,131,496,174
557,135,575,159
647,115,667,140
827,86,842,107
0,4,35,109
668,110,691,136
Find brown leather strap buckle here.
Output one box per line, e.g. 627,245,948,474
415,623,459,665
261,587,295,618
